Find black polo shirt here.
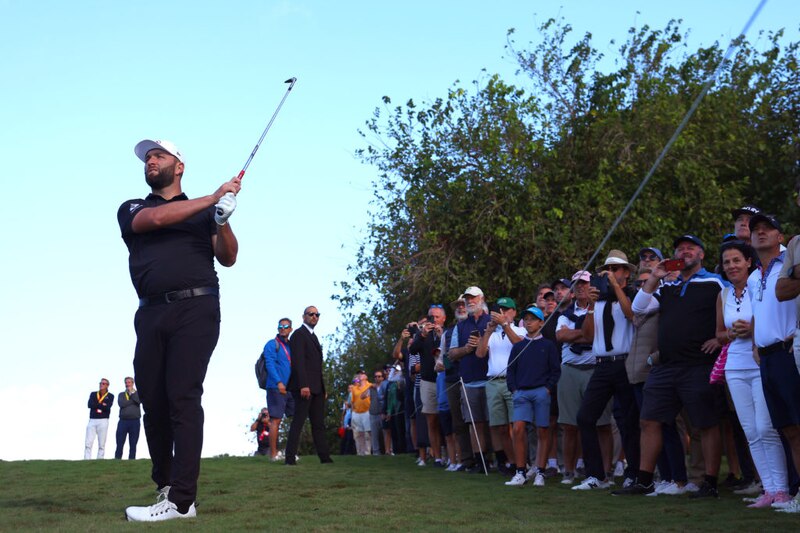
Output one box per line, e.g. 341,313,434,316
117,193,219,298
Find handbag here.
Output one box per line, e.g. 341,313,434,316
710,343,729,385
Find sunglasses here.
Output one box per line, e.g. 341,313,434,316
277,325,292,330
430,304,444,308
306,312,320,317
640,253,658,261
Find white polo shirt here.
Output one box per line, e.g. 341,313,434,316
486,324,527,378
748,252,797,348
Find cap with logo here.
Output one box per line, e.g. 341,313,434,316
748,213,782,232
638,247,664,261
673,234,705,251
571,270,591,283
496,297,516,309
134,139,185,164
731,204,760,220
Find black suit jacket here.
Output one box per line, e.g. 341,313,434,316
288,325,325,394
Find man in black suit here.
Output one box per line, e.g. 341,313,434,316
284,305,333,464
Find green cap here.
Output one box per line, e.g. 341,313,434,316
496,297,516,309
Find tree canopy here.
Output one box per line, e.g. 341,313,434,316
326,18,799,390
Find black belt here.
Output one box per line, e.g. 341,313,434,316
488,376,506,380
564,363,595,370
758,340,793,357
139,287,218,307
596,354,627,363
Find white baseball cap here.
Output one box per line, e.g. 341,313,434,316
134,139,185,164
462,286,484,297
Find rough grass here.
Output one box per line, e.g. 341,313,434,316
0,455,796,532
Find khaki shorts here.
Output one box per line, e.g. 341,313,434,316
485,378,514,426
557,364,612,426
419,379,438,415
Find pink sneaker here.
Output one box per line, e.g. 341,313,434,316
747,492,774,508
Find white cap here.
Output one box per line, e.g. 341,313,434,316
134,139,185,164
462,286,484,297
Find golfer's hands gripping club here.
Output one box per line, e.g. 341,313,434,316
214,177,241,226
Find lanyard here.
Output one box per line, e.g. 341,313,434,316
756,252,784,302
97,391,108,404
276,337,291,364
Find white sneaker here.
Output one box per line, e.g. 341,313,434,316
126,497,196,522
571,476,612,491
645,481,668,497
733,480,762,495
776,498,800,513
683,482,700,493
505,472,527,486
561,472,575,485
525,465,537,480
660,482,688,496
533,472,545,487
773,495,800,510
613,461,625,478
416,457,426,467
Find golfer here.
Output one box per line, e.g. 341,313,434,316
118,139,241,522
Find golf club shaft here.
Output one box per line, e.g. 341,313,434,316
237,76,297,180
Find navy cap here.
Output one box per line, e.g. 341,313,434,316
673,234,705,250
748,213,782,232
551,278,572,290
722,233,738,243
638,247,664,260
731,204,760,220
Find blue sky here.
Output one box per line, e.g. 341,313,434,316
1,0,796,460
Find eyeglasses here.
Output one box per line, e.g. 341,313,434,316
277,325,292,330
100,381,109,385
306,312,320,317
640,253,658,261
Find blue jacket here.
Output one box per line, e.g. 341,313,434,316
264,336,292,389
507,336,560,393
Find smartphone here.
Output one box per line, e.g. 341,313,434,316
489,303,501,314
590,274,609,298
469,330,481,338
664,258,685,271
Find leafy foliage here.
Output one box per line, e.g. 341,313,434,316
329,17,799,379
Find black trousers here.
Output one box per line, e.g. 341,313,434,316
285,390,331,463
132,295,219,508
577,358,640,481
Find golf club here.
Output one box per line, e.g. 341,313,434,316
237,76,297,181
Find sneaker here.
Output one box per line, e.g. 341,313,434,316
688,481,719,499
771,493,796,509
533,472,545,487
543,466,558,478
416,458,426,467
497,463,515,476
613,461,625,478
722,473,740,488
683,482,700,493
733,480,763,495
505,472,527,486
747,492,775,508
660,482,689,496
645,481,669,497
272,450,285,461
126,498,196,522
561,472,575,485
433,459,446,468
465,462,489,475
572,476,612,491
775,498,800,513
612,482,655,496
622,477,635,489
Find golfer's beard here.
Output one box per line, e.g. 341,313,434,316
145,166,176,190
455,310,468,321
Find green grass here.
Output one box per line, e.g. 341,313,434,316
0,455,796,532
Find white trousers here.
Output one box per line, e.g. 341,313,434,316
726,369,788,493
84,418,109,459
351,411,372,456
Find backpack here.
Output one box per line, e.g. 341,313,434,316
255,352,267,390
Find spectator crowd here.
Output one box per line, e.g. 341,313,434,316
253,194,800,516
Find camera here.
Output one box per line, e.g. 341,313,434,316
407,323,420,337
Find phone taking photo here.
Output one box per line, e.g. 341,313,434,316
663,258,685,271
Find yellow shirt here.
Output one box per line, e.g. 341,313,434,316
351,381,372,413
